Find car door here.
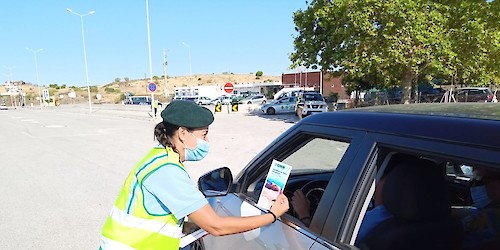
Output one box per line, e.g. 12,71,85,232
274,98,295,113
314,131,500,249
200,124,367,249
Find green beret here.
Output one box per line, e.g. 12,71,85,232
161,100,214,128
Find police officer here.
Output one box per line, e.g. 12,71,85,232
100,101,289,249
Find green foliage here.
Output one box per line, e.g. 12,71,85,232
329,92,339,102
153,75,159,80
90,86,98,93
114,77,121,82
105,87,116,93
291,0,499,103
255,71,264,77
119,93,126,101
124,77,129,82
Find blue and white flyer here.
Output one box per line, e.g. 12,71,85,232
257,160,293,210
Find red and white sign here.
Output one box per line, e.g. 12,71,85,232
223,82,234,94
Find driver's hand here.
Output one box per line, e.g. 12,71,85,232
291,190,311,219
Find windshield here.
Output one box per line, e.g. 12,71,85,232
303,93,323,101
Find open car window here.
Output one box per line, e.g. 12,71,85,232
243,136,350,209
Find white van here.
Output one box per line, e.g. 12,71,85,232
274,87,315,100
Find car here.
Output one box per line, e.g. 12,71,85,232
187,103,500,250
210,95,233,105
194,96,212,105
260,96,297,115
0,104,7,110
455,87,494,102
240,94,267,105
295,92,328,118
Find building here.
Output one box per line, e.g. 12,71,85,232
173,81,283,100
281,71,350,101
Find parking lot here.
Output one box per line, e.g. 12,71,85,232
0,103,296,249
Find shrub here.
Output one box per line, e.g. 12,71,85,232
105,87,116,93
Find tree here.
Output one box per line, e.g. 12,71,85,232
114,77,121,83
442,0,500,86
124,77,130,82
255,71,264,79
290,0,498,103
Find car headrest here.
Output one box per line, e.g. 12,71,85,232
382,158,450,221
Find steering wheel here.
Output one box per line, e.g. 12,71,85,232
290,180,329,217
301,180,329,216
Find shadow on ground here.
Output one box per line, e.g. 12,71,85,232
241,105,299,124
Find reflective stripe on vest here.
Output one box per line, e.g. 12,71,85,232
101,147,186,250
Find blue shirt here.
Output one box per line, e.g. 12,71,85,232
142,163,208,220
356,205,393,244
461,203,500,248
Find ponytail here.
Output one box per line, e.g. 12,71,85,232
154,122,179,150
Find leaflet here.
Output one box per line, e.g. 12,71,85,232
257,159,293,210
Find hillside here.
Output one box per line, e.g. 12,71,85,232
1,73,281,105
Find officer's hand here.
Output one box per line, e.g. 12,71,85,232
270,194,289,217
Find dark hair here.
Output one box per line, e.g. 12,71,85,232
154,121,180,150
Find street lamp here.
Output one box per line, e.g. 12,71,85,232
66,8,95,113
26,48,44,110
145,0,155,114
181,42,192,83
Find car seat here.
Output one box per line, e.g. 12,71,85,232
359,158,463,250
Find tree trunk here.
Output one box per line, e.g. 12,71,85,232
401,68,413,104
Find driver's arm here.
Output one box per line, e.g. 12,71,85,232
291,189,311,226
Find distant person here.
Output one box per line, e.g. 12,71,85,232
153,99,159,117
100,101,289,250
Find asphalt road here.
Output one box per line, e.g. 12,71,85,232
0,104,296,249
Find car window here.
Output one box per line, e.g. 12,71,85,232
243,136,350,222
282,138,349,173
303,93,323,101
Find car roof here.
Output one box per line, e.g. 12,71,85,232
302,103,500,149
456,87,490,90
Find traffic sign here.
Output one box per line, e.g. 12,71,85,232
148,83,157,92
215,103,222,112
223,82,234,94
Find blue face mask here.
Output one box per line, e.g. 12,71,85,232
184,133,210,162
470,185,491,209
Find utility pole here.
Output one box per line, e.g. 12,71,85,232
163,50,168,98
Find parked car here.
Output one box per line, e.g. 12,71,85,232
455,87,494,102
210,95,232,105
194,96,212,105
260,96,297,115
295,92,328,118
240,94,267,105
0,103,7,110
186,103,500,250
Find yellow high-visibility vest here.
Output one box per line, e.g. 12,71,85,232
101,147,185,250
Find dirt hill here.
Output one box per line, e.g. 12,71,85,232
1,73,281,105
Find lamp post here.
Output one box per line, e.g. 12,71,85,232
145,0,155,114
26,48,44,110
66,8,95,113
181,42,192,84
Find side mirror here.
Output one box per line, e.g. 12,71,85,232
198,167,233,197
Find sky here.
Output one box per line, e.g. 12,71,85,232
0,1,308,87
